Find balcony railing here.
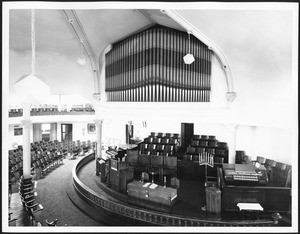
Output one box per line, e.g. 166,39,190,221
8,108,95,118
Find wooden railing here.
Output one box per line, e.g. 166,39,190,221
72,153,280,226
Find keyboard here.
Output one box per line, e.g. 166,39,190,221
233,175,258,181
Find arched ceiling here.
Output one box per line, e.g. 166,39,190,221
7,3,295,125
8,8,185,103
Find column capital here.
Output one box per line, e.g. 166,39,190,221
94,119,104,126
93,93,101,102
21,119,32,128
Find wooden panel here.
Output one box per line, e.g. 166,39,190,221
127,180,177,213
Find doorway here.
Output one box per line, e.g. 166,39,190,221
61,124,73,141
42,123,51,142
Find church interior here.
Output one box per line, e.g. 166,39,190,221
3,2,298,233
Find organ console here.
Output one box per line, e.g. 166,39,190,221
223,163,268,186
219,164,291,213
105,146,126,161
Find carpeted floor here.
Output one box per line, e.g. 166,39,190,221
11,156,103,226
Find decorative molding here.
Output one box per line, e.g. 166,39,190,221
94,119,103,126
93,93,101,102
21,119,32,129
162,9,236,101
63,10,99,88
226,92,237,103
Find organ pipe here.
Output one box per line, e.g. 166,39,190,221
105,25,211,102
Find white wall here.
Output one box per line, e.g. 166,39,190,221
8,124,33,149
72,122,96,143
236,125,293,165
177,9,295,129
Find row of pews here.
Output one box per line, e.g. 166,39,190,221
9,140,96,182
18,176,43,226
127,132,181,184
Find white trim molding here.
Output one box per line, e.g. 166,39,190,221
161,9,237,102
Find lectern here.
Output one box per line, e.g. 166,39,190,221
107,158,133,193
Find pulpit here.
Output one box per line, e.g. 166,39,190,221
107,158,133,193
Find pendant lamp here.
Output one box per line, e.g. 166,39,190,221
183,31,195,65
13,9,51,105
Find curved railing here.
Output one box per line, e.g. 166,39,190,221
72,154,279,226
9,110,95,118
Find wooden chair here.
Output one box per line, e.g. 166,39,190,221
264,159,277,182
139,143,150,155
163,156,177,180
149,144,157,155
191,140,200,147
141,172,150,182
285,166,292,188
164,145,174,156
273,162,287,186
156,144,165,153
172,133,180,139
170,177,180,189
143,137,153,144
161,138,169,145
153,138,161,145
185,146,196,161
46,219,58,226
126,149,139,168
149,155,164,182
135,154,151,178
252,156,266,165
192,135,201,140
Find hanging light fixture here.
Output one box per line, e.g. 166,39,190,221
77,39,87,65
13,9,51,105
183,31,195,65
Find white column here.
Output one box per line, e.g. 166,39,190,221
227,124,239,164
94,119,103,159
21,118,32,179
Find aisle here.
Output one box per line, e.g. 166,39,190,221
10,155,103,227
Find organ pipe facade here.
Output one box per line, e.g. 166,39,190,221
105,25,212,102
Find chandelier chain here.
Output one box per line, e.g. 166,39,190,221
31,9,36,75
